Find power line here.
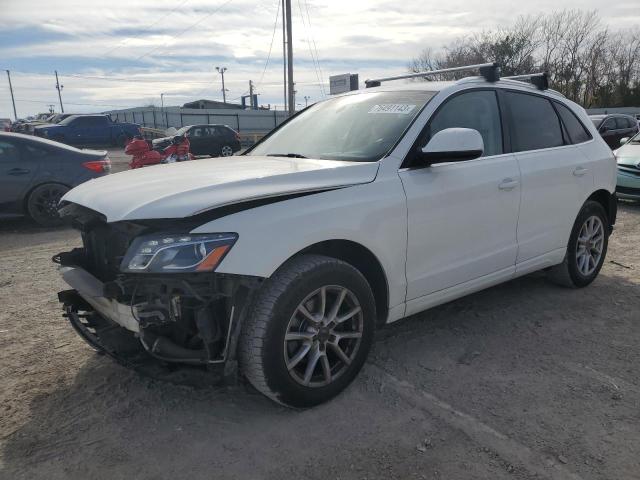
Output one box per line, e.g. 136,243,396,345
133,0,237,62
296,0,325,98
255,0,281,91
101,0,192,57
303,0,326,97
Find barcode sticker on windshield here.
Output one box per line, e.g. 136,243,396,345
368,104,416,114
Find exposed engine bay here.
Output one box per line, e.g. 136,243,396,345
54,203,261,382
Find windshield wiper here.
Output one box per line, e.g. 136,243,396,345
266,153,308,158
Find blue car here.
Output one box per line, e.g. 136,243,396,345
33,114,140,147
0,132,111,225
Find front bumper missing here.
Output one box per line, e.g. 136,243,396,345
60,294,225,385
59,266,140,333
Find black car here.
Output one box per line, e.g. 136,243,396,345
589,114,639,149
152,124,241,157
0,132,110,226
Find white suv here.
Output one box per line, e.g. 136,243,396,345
55,66,617,407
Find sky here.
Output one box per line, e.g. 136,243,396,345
1,0,639,119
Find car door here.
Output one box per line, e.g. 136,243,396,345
0,138,37,214
598,117,618,149
399,89,521,300
503,91,595,267
187,126,204,155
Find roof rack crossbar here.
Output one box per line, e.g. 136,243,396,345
365,62,500,88
502,72,549,90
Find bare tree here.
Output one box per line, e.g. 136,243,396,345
409,10,640,107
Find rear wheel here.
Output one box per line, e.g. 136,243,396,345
547,200,609,288
239,254,376,408
220,145,234,157
26,183,69,227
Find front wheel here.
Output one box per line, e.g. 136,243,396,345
547,200,609,288
239,254,376,408
27,183,69,227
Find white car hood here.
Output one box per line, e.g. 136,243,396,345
62,155,379,222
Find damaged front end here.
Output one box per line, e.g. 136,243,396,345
54,203,261,383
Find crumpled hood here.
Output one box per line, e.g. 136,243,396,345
62,155,379,222
615,142,640,166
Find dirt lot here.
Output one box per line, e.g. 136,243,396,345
1,201,639,480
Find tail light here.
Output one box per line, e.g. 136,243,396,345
234,131,241,141
83,156,111,173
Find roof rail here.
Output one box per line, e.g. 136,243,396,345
364,62,500,88
502,72,549,91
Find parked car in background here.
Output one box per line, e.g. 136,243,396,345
152,124,241,157
0,132,111,226
0,119,11,132
55,68,616,407
614,132,640,201
33,114,140,146
590,114,639,149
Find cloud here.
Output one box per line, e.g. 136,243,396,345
0,0,635,117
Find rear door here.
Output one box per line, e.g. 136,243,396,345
504,91,594,267
0,138,37,214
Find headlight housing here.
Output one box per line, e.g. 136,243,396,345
121,233,237,273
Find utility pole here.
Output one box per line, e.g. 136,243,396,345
249,80,254,109
5,70,17,120
216,66,227,103
282,0,287,112
54,70,64,113
285,0,294,115
303,95,310,107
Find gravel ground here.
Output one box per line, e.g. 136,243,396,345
0,198,638,480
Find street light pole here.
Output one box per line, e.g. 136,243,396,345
160,93,166,128
5,70,17,120
216,66,227,104
303,95,310,107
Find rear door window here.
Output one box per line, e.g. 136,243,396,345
615,117,629,129
555,103,592,144
601,118,616,131
505,92,563,152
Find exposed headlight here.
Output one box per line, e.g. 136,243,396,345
121,233,237,273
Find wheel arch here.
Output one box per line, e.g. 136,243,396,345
586,188,616,230
293,239,390,326
22,181,71,215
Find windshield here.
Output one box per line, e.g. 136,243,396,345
174,126,190,136
58,115,80,126
248,91,435,162
590,117,604,128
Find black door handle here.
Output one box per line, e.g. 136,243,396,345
8,168,30,175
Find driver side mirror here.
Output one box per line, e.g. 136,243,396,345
420,128,484,165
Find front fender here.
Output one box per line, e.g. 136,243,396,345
191,176,408,309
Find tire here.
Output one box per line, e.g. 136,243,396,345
239,254,376,408
547,200,609,288
26,183,69,227
220,145,234,157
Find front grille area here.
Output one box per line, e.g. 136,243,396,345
81,223,141,281
616,185,640,196
618,164,640,177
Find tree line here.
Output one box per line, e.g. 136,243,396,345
409,10,640,108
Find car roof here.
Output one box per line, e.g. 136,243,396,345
0,131,85,151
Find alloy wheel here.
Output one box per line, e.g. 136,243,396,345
284,285,363,388
221,145,233,156
576,215,604,276
30,185,67,224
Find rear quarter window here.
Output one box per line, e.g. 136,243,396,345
555,103,592,144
